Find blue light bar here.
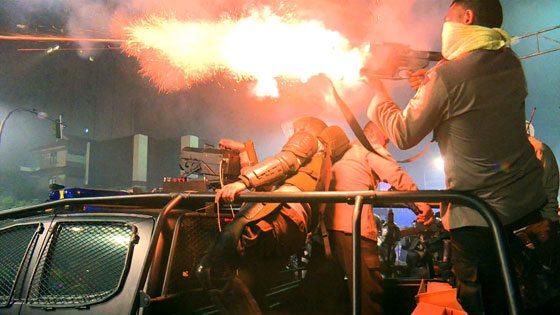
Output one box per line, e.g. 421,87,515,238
49,188,129,201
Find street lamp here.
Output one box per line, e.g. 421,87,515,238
0,108,64,146
433,156,445,170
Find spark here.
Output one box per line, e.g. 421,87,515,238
46,45,60,54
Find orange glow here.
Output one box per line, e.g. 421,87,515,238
123,8,368,95
0,34,124,43
251,77,279,98
17,47,120,52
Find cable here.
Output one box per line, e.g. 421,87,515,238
200,159,219,176
216,160,225,232
194,204,215,213
219,160,225,189
219,159,236,219
216,202,222,232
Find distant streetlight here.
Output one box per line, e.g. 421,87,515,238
423,156,446,189
433,156,445,170
0,108,65,146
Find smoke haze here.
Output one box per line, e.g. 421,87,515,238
0,0,450,159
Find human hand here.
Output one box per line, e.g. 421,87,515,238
215,181,247,203
415,203,434,226
218,139,246,152
408,69,428,91
364,77,391,101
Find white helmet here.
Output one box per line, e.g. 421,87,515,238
281,116,327,138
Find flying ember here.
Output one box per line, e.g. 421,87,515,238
122,8,368,95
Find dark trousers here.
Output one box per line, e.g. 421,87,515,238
238,207,308,303
199,202,311,313
450,210,560,315
297,231,383,315
330,231,384,315
450,226,510,315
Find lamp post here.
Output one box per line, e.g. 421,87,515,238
0,108,64,146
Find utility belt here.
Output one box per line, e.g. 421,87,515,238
506,208,560,310
507,209,552,250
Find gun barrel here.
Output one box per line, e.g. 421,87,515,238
427,51,443,61
412,50,443,61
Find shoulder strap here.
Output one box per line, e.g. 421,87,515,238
315,145,334,259
329,79,432,163
329,80,378,154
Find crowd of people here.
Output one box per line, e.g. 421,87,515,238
197,1,560,314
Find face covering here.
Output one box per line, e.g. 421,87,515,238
441,21,511,60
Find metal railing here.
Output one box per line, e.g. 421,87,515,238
515,24,560,60
0,190,523,315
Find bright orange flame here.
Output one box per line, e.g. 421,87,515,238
123,8,368,95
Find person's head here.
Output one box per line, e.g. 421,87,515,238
387,209,394,223
364,121,389,148
446,0,503,27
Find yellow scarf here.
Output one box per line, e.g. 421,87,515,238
441,22,511,60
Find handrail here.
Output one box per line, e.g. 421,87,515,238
352,195,364,315
0,190,522,315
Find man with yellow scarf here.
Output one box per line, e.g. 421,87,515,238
365,1,550,314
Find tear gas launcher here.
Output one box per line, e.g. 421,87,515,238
361,43,443,80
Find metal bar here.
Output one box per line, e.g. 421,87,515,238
0,190,523,314
0,190,520,212
540,34,560,45
519,47,560,59
228,190,522,314
0,193,175,217
134,194,184,305
515,24,560,39
0,191,395,217
160,215,183,295
352,195,364,315
514,24,560,60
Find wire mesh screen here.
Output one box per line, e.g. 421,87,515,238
166,213,230,293
28,222,133,307
0,224,38,306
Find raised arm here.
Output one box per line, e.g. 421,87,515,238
366,71,448,150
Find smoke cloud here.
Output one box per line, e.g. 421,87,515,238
2,0,451,158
